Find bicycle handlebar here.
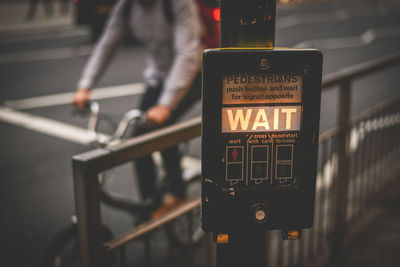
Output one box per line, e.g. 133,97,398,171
86,101,145,147
87,101,101,144
112,109,144,140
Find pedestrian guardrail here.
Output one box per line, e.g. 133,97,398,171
72,51,400,267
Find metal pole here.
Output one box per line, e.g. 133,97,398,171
331,80,352,265
216,1,275,266
220,0,276,48
217,231,267,267
73,157,106,267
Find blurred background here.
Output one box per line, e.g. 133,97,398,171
0,0,400,266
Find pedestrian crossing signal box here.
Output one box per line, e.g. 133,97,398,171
201,48,322,233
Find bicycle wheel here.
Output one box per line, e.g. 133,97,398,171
41,223,125,267
168,174,205,250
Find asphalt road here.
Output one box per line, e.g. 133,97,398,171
1,0,400,266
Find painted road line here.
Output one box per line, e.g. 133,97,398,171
4,83,145,110
277,4,394,30
294,27,400,50
0,14,73,36
0,106,97,145
0,28,88,45
0,44,93,65
0,105,200,170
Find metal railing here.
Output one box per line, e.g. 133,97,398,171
72,51,400,267
266,87,400,267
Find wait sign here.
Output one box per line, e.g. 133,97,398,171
221,106,301,132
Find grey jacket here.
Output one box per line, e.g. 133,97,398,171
77,0,202,109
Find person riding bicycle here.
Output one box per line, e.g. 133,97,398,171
73,0,203,218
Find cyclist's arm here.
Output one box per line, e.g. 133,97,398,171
75,0,128,103
146,105,171,125
157,0,202,110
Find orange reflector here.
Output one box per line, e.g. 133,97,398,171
213,8,220,22
217,234,229,243
287,230,300,240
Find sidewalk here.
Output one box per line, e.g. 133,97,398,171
340,178,400,267
0,0,74,36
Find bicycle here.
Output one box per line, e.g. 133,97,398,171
41,101,203,267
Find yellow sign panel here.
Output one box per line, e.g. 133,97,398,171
222,74,302,104
221,106,301,133
217,234,229,244
287,230,300,240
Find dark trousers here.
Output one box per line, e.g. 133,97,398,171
26,0,53,19
134,74,201,200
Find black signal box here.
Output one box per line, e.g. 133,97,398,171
201,48,323,233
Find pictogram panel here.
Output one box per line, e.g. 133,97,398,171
251,145,269,184
226,146,244,184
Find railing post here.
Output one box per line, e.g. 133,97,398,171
73,156,106,267
331,80,352,264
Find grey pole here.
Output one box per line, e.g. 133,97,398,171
220,0,276,48
216,231,267,267
216,1,276,266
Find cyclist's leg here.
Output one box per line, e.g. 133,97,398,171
163,73,201,196
160,146,185,198
133,83,162,200
146,74,201,218
134,125,158,200
135,74,201,202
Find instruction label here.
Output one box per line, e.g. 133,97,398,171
222,73,302,104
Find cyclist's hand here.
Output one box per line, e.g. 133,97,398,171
146,105,171,125
73,89,91,110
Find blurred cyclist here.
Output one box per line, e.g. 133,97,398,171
73,0,203,218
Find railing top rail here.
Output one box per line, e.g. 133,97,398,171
73,116,201,173
104,198,201,252
350,94,400,125
322,51,400,89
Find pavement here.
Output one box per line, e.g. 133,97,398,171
338,178,400,267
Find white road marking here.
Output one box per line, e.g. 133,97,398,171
4,83,145,110
0,106,93,145
294,27,400,50
0,44,93,64
0,105,200,170
0,14,73,35
0,28,88,44
277,4,392,30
